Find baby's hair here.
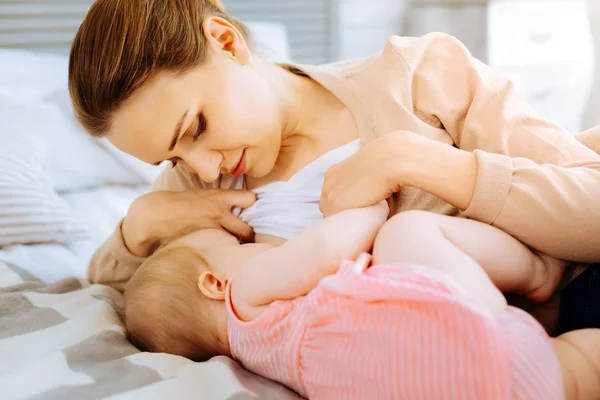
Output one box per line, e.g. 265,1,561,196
69,0,250,137
124,245,224,361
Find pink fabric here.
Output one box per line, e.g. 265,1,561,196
226,256,563,400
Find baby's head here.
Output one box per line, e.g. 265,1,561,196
124,229,254,361
124,245,226,361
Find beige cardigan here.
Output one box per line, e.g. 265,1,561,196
89,33,600,291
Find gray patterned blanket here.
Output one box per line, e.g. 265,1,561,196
0,261,300,400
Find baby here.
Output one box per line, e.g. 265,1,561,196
124,206,598,399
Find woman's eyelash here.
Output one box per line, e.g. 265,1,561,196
166,114,205,168
193,113,207,141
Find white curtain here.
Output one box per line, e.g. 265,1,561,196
0,0,94,54
224,0,340,65
583,0,600,130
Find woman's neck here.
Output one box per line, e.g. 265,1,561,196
248,58,358,186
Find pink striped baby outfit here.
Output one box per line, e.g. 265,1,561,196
226,255,563,400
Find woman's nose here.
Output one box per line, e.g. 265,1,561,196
184,151,222,182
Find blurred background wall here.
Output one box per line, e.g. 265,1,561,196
226,0,597,133
0,0,597,132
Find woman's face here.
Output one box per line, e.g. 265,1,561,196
107,19,285,182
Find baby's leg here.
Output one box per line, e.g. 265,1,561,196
553,329,600,400
372,211,564,311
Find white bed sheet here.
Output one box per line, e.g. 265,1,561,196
0,185,148,283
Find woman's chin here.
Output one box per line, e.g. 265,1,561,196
244,162,272,179
244,168,262,178
241,150,280,180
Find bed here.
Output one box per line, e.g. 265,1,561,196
0,4,301,399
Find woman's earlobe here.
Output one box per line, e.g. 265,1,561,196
198,271,228,300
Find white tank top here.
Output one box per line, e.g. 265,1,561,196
237,140,359,240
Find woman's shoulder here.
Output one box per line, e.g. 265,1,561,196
300,33,468,87
322,33,465,71
576,126,600,154
385,32,467,53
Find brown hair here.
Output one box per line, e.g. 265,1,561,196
69,0,250,137
124,246,224,361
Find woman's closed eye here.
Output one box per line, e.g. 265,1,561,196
193,113,207,141
161,114,207,168
173,114,206,168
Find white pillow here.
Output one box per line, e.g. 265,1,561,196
42,89,162,192
0,49,162,193
0,49,69,103
0,100,89,247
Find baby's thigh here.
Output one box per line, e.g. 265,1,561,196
374,210,451,251
553,329,600,400
373,211,507,312
372,210,464,273
380,209,438,233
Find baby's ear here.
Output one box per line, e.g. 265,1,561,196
198,272,228,300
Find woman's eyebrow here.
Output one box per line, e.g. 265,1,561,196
152,110,190,166
169,110,190,151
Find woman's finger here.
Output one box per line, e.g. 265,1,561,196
217,189,257,209
220,214,254,242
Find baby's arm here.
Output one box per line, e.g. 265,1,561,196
231,202,388,320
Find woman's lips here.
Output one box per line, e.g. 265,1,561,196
231,149,246,176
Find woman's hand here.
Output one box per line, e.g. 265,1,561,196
320,131,478,217
320,133,406,217
122,189,256,257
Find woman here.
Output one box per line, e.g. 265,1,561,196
69,0,600,331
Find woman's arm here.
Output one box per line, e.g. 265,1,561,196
390,33,600,262
231,203,388,315
88,166,254,290
89,166,198,289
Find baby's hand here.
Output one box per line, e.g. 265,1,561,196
525,254,566,303
374,200,390,218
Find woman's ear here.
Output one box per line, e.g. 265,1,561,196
198,271,228,300
202,17,250,65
